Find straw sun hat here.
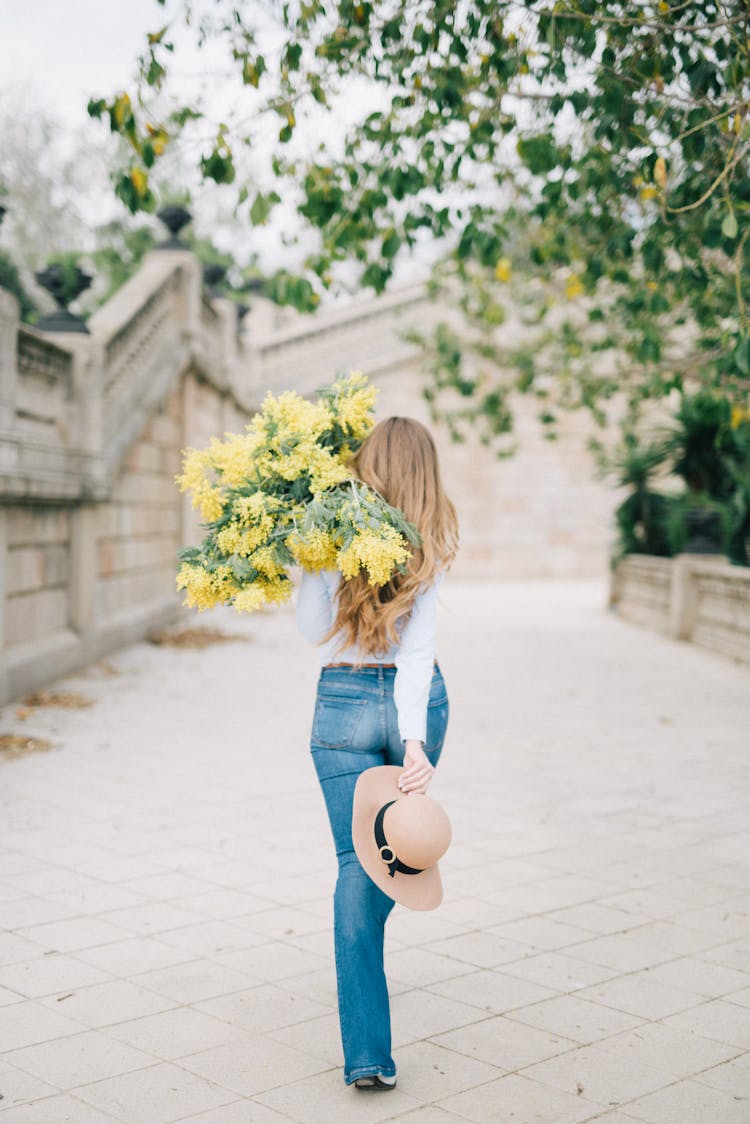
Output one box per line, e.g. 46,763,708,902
352,766,452,911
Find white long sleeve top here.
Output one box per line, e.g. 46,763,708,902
296,568,442,744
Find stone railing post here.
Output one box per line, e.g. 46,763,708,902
213,298,238,365
668,553,726,641
171,252,203,339
0,289,19,429
37,330,102,468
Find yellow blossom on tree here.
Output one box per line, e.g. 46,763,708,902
130,167,148,197
113,92,131,127
564,274,585,299
654,155,667,190
494,257,512,283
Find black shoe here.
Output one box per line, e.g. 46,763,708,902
354,1074,397,1090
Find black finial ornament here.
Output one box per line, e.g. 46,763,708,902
34,263,93,334
156,204,192,249
202,263,228,297
240,276,264,295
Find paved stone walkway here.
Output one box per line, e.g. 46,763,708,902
1,580,749,1123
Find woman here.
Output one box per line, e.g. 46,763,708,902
296,415,459,1091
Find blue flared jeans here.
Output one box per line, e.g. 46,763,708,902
309,662,449,1084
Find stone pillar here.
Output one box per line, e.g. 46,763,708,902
213,298,238,365
72,338,101,458
69,503,97,635
171,251,203,334
179,375,201,549
0,289,19,429
38,332,101,466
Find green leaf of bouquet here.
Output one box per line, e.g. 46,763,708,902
177,546,201,563
230,556,254,579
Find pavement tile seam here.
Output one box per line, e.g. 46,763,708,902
170,1052,338,1094
513,1047,746,1117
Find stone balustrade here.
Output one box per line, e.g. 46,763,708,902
610,553,750,665
0,251,259,704
246,282,432,397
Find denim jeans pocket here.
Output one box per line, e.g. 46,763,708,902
312,694,368,749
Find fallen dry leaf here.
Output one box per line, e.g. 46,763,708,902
72,659,120,679
148,627,247,649
0,734,53,761
21,690,93,709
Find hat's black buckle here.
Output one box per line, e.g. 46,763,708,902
373,801,424,878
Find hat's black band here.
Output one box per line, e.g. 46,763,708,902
373,800,424,878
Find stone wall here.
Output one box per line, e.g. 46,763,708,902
374,368,615,580
4,508,71,651
0,366,252,705
95,385,184,625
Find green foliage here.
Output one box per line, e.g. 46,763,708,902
666,391,741,499
606,392,750,565
607,435,675,560
664,390,750,562
0,250,37,322
90,1,749,437
664,492,734,557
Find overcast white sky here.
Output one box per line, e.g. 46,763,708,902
1,0,162,126
1,0,431,290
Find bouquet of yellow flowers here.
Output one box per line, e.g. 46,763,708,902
175,373,421,613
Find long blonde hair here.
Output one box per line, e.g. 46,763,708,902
328,416,459,656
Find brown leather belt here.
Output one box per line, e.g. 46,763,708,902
324,662,396,669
